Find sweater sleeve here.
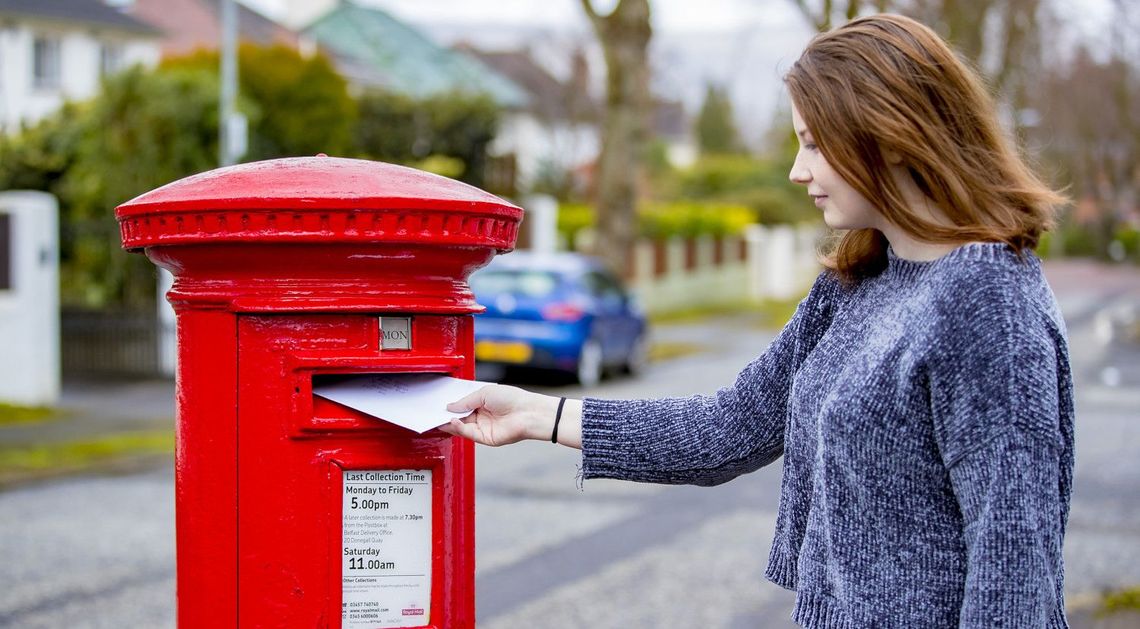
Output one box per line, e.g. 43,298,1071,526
929,279,1069,628
580,271,838,487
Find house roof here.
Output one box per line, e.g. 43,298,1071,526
305,2,527,108
460,47,599,122
0,0,159,36
127,0,299,57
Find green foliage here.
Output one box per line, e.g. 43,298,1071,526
162,44,356,159
0,66,223,307
413,155,465,179
353,91,420,160
1114,225,1140,263
638,201,755,239
353,90,499,187
643,138,674,179
71,67,223,308
661,151,818,226
556,200,754,243
1035,231,1054,258
557,202,596,250
1059,222,1103,258
530,159,576,200
0,45,359,308
695,83,743,155
0,102,86,192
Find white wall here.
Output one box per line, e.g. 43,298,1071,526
0,20,160,133
491,112,599,191
0,191,60,406
282,0,338,29
573,223,822,315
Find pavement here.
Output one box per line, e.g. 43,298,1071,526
0,378,174,446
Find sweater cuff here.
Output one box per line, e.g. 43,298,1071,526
579,397,632,480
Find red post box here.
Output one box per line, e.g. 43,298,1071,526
116,157,523,628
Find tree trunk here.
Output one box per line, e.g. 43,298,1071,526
582,0,652,276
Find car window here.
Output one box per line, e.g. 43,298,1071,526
471,270,560,297
584,271,625,300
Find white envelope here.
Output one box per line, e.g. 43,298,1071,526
313,373,491,433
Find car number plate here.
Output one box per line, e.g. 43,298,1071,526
475,341,533,364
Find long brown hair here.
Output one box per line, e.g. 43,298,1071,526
784,14,1066,282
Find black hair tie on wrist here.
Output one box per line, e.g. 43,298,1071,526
551,397,567,444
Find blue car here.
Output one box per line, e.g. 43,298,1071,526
470,251,649,386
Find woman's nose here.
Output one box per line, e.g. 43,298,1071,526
789,157,810,185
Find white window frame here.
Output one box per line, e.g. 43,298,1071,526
32,35,62,90
100,42,124,77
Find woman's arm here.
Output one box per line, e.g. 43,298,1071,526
443,323,802,486
930,280,1072,627
445,271,840,487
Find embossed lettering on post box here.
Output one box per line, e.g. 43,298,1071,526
380,316,412,350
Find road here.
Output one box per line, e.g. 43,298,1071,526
1,263,1139,627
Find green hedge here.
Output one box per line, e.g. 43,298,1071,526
1114,226,1140,262
556,201,756,246
638,201,755,239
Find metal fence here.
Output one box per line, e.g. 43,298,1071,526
61,307,161,377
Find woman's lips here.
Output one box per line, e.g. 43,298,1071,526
812,195,828,207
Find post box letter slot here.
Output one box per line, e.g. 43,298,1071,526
342,468,433,628
303,359,463,435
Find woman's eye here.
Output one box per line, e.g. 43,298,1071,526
804,143,818,152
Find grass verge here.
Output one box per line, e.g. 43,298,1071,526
648,341,706,363
753,297,804,329
0,403,62,427
649,300,759,325
1099,586,1140,617
0,429,174,485
649,295,805,330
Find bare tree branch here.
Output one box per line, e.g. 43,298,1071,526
792,0,834,31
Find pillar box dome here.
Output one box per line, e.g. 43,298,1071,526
116,156,523,313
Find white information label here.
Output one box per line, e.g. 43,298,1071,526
342,469,432,628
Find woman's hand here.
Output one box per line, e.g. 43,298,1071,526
441,385,582,448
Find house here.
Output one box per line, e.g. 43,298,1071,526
126,0,300,58
0,0,161,134
298,1,526,108
460,46,601,192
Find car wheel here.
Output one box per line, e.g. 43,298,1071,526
576,339,603,387
622,333,649,377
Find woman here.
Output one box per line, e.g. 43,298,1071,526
443,14,1073,628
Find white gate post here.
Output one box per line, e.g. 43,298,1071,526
0,191,60,406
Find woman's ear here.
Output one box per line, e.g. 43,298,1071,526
883,148,903,165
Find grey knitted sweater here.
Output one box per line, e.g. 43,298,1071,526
581,242,1073,628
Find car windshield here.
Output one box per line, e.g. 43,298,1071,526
471,270,561,298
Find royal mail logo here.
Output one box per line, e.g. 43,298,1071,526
401,608,425,616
